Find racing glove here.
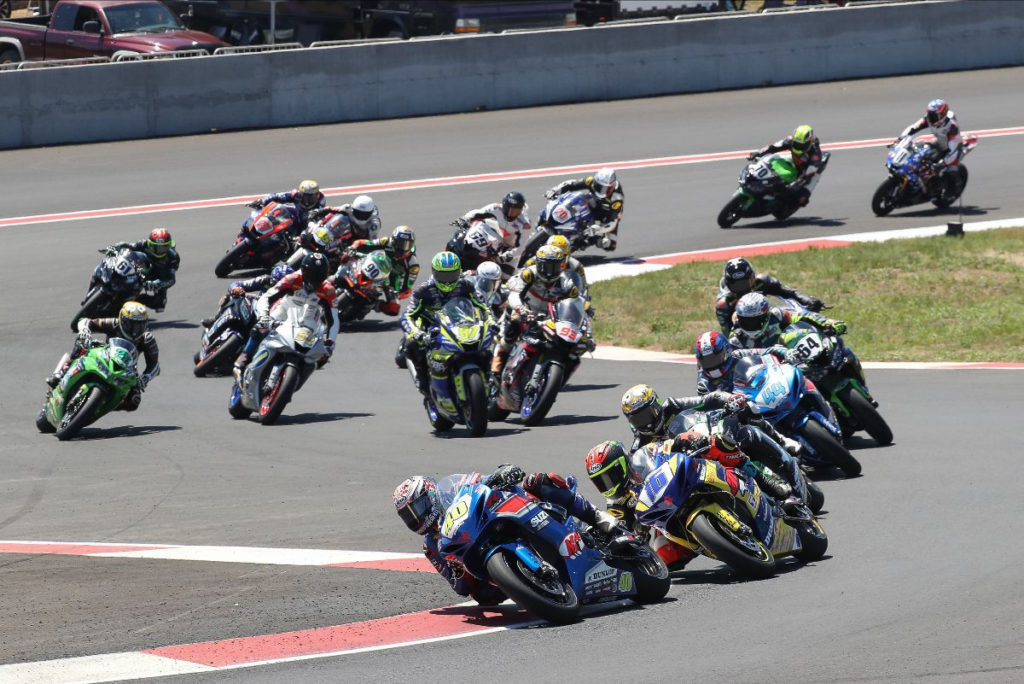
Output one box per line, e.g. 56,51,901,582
256,316,273,332
485,464,525,490
593,510,620,535
827,320,847,336
246,199,264,209
783,348,803,366
747,151,759,161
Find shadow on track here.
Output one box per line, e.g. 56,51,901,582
671,555,830,585
74,424,183,440
845,434,894,451
431,427,527,439
529,413,618,427
273,411,373,425
738,216,848,229
560,382,620,393
885,204,992,218
149,319,199,330
340,319,402,333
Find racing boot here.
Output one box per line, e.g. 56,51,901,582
232,353,249,382
598,231,617,252
755,469,793,502
489,349,508,389
46,353,71,388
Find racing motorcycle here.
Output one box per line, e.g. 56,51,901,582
70,247,149,331
409,297,493,437
436,473,670,625
489,296,594,426
215,202,300,278
774,301,893,445
193,292,255,377
718,151,830,228
286,211,363,271
635,450,827,579
36,337,144,440
518,191,616,265
732,354,862,477
447,218,507,273
333,251,396,323
228,291,332,425
663,410,824,514
871,134,978,216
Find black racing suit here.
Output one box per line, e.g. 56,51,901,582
715,273,823,335
109,240,180,311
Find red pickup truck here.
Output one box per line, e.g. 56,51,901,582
0,0,227,63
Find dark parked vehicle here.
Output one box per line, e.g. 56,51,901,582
0,0,226,63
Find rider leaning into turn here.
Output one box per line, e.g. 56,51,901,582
748,124,824,207
728,292,846,350
394,464,620,605
545,167,624,251
309,194,382,242
715,257,824,335
522,235,593,316
460,191,531,254
343,225,420,315
201,264,294,328
248,179,327,228
896,99,963,196
47,301,160,411
106,228,180,312
400,251,491,395
233,252,338,377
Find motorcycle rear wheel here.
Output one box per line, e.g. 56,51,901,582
871,178,899,216
690,512,776,579
801,420,862,477
193,336,242,378
838,387,893,446
717,195,745,228
259,365,299,426
463,372,489,437
486,549,580,624
56,386,105,441
214,241,250,278
36,407,56,433
70,290,109,332
521,364,563,426
932,165,968,209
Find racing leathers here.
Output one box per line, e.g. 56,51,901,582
545,175,624,250
347,237,420,314
49,318,160,410
716,273,823,335
750,135,825,205
252,189,327,227
461,202,532,252
107,240,180,311
400,277,491,393
523,252,592,315
898,111,963,194
314,203,382,241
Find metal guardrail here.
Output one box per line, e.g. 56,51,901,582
213,42,302,56
761,3,840,13
675,10,756,20
309,37,402,48
0,55,109,70
112,49,211,62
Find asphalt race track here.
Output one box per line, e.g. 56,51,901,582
1,66,1023,682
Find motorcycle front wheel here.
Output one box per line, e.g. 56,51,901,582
193,335,242,378
717,195,745,228
214,241,250,278
689,512,776,579
871,177,900,216
521,363,563,426
486,548,580,624
70,289,109,331
259,365,299,425
837,386,893,446
790,518,829,562
801,420,862,477
463,372,489,437
56,386,105,441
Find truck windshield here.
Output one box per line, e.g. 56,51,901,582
106,2,184,34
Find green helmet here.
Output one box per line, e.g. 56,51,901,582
431,251,462,293
791,125,816,157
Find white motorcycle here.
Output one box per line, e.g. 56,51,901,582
228,292,334,425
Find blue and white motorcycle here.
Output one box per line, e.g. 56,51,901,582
436,473,669,624
871,133,977,216
518,190,615,265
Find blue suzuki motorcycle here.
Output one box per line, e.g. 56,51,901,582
518,190,612,265
732,354,862,477
871,134,977,216
437,474,670,624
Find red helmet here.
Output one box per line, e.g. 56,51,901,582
146,228,174,259
694,330,735,379
585,440,631,498
926,99,949,127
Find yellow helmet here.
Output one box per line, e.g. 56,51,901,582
118,301,149,340
298,179,320,210
534,245,564,282
621,383,664,435
546,235,570,262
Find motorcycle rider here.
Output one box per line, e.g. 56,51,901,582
233,252,338,377
489,245,582,382
729,292,846,350
446,216,508,274
896,99,963,196
401,251,491,395
336,225,420,317
106,228,179,312
247,179,327,229
465,260,507,318
747,124,825,207
201,264,294,328
716,257,824,334
47,301,160,411
545,168,623,251
460,191,531,254
522,235,593,316
308,194,381,242
394,464,620,605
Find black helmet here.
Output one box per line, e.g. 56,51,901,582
723,257,755,295
501,191,526,221
301,252,329,291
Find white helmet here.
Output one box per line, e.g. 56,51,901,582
735,292,771,340
350,195,378,228
593,168,617,199
474,260,502,300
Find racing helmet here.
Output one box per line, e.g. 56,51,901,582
592,168,617,199
390,225,415,257
270,264,294,283
926,99,949,127
694,330,735,380
734,292,771,341
621,383,665,436
534,245,563,282
298,180,321,211
350,195,378,228
723,257,755,295
393,476,441,534
431,251,462,293
474,260,502,300
545,235,571,266
300,252,330,291
791,125,816,158
585,440,632,499
146,228,174,259
118,301,149,340
501,191,526,221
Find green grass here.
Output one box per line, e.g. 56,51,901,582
592,227,1024,362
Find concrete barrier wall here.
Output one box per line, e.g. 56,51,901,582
2,0,1022,149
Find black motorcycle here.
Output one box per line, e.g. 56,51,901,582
70,247,149,331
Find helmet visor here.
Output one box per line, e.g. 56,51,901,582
121,317,147,339
393,236,413,254
726,277,752,295
476,277,499,298
537,258,561,281
397,495,435,533
147,240,171,257
589,458,628,498
300,194,318,210
738,312,768,333
698,348,729,373
353,207,374,222
627,403,662,434
927,110,943,125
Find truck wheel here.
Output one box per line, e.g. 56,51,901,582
0,48,19,65
0,1,11,21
